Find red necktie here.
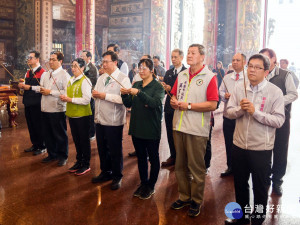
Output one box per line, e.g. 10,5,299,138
236,74,239,81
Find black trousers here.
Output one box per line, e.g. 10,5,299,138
132,136,160,189
42,112,68,159
232,145,272,219
223,117,236,169
24,105,45,149
89,98,96,138
204,126,212,169
69,116,91,167
96,124,124,180
272,118,290,186
164,112,176,159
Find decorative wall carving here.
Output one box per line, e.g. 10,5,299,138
236,0,262,58
0,8,14,20
111,2,143,15
109,15,143,27
15,0,35,69
0,20,14,29
95,0,109,26
112,0,140,3
150,0,167,60
203,0,218,66
0,0,15,8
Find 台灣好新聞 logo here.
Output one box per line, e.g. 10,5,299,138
225,202,243,219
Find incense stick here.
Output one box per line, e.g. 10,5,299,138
152,73,172,98
27,63,41,86
44,63,63,95
1,64,17,81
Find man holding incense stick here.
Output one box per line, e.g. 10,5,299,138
18,50,46,156
170,44,219,217
161,49,186,167
37,51,70,166
225,54,285,225
260,48,298,196
91,51,131,190
219,53,247,177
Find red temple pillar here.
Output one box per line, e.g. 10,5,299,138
75,0,95,59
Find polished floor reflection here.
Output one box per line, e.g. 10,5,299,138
0,100,300,225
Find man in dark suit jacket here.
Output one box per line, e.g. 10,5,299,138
81,50,99,140
161,49,186,167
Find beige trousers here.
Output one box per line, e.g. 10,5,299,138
173,130,208,204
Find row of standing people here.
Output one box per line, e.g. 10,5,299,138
19,44,297,224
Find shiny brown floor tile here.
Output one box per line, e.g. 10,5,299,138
0,100,300,225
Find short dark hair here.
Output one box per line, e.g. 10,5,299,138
153,55,160,61
51,51,64,62
107,43,120,53
142,55,152,60
172,49,184,57
73,58,86,68
248,54,270,71
83,50,92,58
29,50,40,59
138,58,154,71
102,51,119,62
280,59,289,64
259,48,277,63
189,44,205,55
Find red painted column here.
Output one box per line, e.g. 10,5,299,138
75,0,83,55
75,0,95,59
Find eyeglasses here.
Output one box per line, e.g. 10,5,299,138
102,60,113,64
248,65,264,71
27,56,35,60
138,66,150,71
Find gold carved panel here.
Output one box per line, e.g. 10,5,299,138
0,0,15,8
109,15,143,27
111,2,143,15
0,8,14,20
0,29,14,37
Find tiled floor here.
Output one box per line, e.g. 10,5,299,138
0,101,300,225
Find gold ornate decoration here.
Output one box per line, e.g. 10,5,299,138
8,96,18,112
70,0,76,5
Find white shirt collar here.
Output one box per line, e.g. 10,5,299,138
32,63,41,72
247,79,267,92
174,65,183,74
103,68,120,83
230,70,245,80
51,66,63,75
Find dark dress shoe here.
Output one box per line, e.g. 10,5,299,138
33,148,46,156
225,218,250,224
57,159,68,166
128,151,137,157
221,168,233,177
111,178,122,190
91,172,112,183
42,156,57,163
161,157,175,167
24,146,36,152
272,184,283,196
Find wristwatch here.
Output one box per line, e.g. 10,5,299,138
188,103,191,110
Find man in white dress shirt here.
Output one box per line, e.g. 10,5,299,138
91,51,131,190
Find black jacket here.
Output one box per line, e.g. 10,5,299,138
163,65,187,113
